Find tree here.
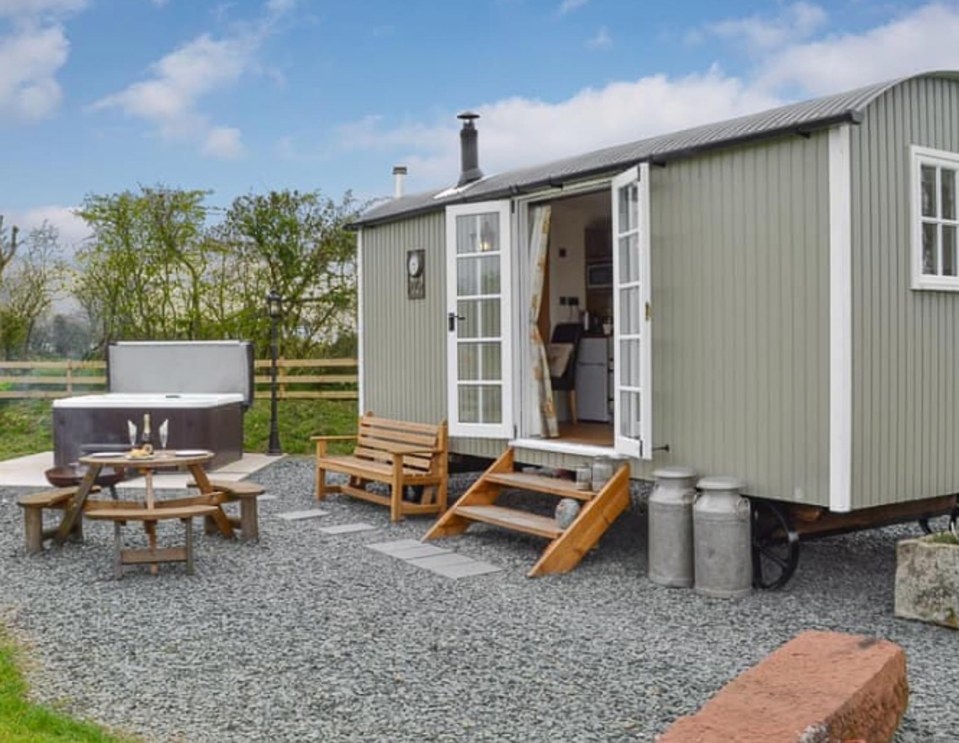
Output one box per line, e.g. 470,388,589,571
74,186,212,351
29,313,94,358
214,189,361,357
0,215,18,280
71,185,362,359
0,221,65,359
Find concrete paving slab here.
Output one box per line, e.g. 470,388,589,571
416,560,503,579
275,509,329,521
0,452,54,487
318,522,377,535
387,543,454,560
366,539,423,555
404,552,478,569
366,540,454,560
0,450,276,489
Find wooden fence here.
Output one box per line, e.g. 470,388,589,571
0,358,358,401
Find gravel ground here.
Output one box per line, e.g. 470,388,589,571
0,456,955,742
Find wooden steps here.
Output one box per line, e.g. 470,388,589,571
482,471,595,501
454,505,564,539
423,447,630,577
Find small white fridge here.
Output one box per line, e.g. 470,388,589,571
575,337,612,422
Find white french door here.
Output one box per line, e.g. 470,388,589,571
446,201,513,438
611,165,652,459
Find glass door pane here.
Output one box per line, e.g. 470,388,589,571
611,165,651,459
446,202,512,438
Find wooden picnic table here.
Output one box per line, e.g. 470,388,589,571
54,449,235,545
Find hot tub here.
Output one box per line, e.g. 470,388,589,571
53,341,253,469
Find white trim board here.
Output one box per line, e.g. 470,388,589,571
356,228,365,414
510,437,616,459
828,125,853,513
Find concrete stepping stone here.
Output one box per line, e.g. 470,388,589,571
366,539,501,578
367,539,451,560
318,522,377,535
275,509,329,521
406,552,502,578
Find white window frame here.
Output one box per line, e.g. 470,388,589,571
911,145,959,291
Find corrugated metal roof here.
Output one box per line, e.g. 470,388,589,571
354,71,959,227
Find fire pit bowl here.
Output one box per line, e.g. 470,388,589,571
45,465,126,497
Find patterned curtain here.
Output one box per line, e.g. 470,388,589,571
528,205,559,438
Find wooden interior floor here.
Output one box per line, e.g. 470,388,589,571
556,422,614,446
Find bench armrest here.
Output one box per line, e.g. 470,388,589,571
313,434,358,460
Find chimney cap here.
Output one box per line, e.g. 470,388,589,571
457,111,480,122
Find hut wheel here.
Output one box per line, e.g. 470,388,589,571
750,500,800,590
917,498,959,535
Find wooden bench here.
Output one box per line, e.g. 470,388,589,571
18,486,101,554
312,415,448,522
86,505,218,579
187,479,263,542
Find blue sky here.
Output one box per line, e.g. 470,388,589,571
3,0,959,248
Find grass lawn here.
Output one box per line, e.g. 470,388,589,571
0,632,138,742
0,397,359,461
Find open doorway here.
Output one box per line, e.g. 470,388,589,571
524,188,614,447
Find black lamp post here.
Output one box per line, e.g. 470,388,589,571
266,289,283,455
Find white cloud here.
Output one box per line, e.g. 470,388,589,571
339,1,959,194
706,2,827,52
587,26,611,49
558,0,588,15
266,0,296,15
3,205,91,254
202,126,244,159
756,3,959,95
0,24,69,119
338,69,781,189
92,32,254,150
0,0,86,19
0,0,85,120
91,1,295,154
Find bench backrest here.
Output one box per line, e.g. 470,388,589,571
354,415,447,474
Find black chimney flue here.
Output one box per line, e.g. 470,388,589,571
457,111,483,187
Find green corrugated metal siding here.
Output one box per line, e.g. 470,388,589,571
648,135,831,505
360,211,448,423
849,77,959,509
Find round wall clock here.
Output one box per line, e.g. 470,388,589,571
407,250,423,278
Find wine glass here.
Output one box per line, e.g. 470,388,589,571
159,419,169,451
127,420,137,448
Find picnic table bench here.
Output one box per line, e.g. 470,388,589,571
187,478,264,542
86,504,218,578
18,486,101,553
312,415,448,522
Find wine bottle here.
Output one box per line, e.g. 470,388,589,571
141,413,152,450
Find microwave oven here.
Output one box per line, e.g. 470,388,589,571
586,261,613,289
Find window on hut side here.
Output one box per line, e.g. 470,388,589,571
913,145,959,290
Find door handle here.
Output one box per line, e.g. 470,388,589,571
448,312,465,332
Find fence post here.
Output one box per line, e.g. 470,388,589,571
66,360,73,395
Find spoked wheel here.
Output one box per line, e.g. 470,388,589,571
918,503,959,535
751,500,800,590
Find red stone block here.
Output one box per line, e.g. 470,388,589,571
658,631,908,743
